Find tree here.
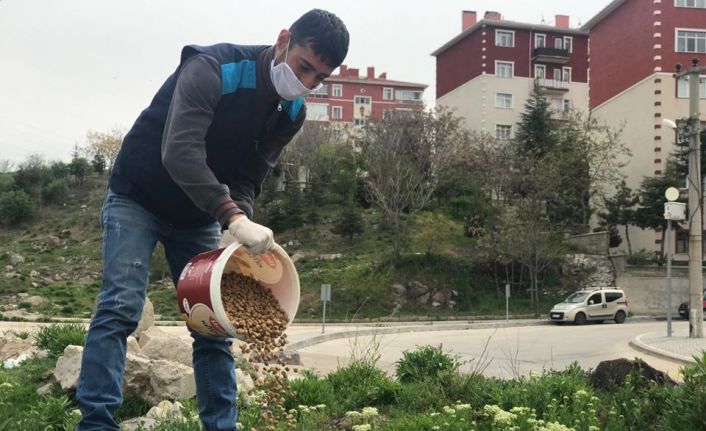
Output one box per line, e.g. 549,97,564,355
283,181,304,237
304,180,323,226
0,190,35,225
358,107,467,260
514,86,558,159
598,180,637,253
91,154,106,175
0,159,14,173
14,154,47,201
333,196,364,240
85,127,124,171
69,156,91,186
634,168,682,258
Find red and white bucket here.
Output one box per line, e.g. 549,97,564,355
176,241,300,339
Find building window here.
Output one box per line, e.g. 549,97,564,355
496,124,512,140
354,118,369,126
554,38,564,49
332,84,342,97
309,85,328,98
563,99,572,113
495,61,514,78
396,90,423,101
676,29,706,53
354,96,371,104
563,36,573,53
562,67,572,82
383,109,393,120
676,0,706,8
535,64,546,79
677,75,706,98
305,103,329,121
495,29,515,47
676,230,689,254
534,33,546,48
332,106,343,120
495,93,513,109
553,68,561,81
383,87,394,100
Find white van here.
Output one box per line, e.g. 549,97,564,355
549,287,628,325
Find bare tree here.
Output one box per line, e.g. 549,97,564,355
85,127,125,171
280,122,341,183
0,159,14,173
358,107,468,260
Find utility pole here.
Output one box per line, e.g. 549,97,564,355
675,59,705,338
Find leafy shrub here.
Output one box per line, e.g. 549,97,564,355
34,322,87,358
326,360,401,413
285,370,334,410
661,352,706,429
42,178,69,204
395,345,461,384
0,190,34,225
626,249,660,266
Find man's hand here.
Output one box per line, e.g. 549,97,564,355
227,215,274,255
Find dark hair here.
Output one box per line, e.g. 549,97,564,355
289,9,349,68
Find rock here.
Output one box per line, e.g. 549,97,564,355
127,336,142,356
290,252,306,263
36,349,49,359
24,295,45,306
120,417,158,431
29,270,39,278
590,358,676,391
5,265,12,271
137,326,167,348
4,272,17,279
41,277,54,285
146,400,184,420
236,369,255,394
8,253,24,266
406,281,430,299
36,383,53,396
54,345,84,390
137,358,196,405
31,282,39,288
17,293,29,299
57,256,66,264
319,253,343,261
431,301,441,308
47,235,61,246
390,284,407,297
131,298,154,340
140,336,193,367
430,288,454,305
0,309,42,320
53,274,63,281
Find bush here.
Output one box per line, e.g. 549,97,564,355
395,345,461,384
285,370,335,410
326,360,401,413
34,322,87,358
0,190,34,225
42,178,69,204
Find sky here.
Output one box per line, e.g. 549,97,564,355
0,0,613,166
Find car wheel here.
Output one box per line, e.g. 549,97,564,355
595,320,604,324
614,310,627,324
553,321,564,325
574,312,587,325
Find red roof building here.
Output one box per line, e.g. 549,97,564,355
304,65,427,125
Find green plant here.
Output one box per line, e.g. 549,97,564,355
285,370,334,410
0,190,34,225
661,352,706,430
42,178,69,205
34,322,87,358
326,360,401,413
395,345,461,384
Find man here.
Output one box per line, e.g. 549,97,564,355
76,9,349,431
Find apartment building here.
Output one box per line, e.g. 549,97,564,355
432,11,589,141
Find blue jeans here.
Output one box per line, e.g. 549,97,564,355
76,189,237,431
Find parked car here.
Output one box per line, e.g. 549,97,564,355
549,287,628,325
677,289,706,319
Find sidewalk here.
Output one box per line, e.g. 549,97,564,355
631,331,706,364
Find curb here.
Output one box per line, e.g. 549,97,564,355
629,334,696,365
287,319,551,350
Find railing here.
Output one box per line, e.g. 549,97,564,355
532,47,570,59
535,78,570,91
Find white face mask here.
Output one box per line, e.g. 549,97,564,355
270,42,322,101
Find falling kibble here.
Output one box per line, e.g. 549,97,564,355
221,272,296,430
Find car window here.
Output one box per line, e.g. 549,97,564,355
588,293,602,304
565,292,590,303
605,292,623,303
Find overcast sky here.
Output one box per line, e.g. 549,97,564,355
0,0,612,165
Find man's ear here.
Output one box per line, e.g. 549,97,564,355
274,29,291,60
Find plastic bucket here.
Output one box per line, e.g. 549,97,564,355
176,241,300,339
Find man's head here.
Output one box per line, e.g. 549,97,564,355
273,9,349,91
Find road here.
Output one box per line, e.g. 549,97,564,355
296,320,689,380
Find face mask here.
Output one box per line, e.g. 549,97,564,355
270,42,322,101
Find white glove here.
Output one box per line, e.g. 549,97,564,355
227,216,274,255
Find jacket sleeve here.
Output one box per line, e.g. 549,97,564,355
161,54,244,228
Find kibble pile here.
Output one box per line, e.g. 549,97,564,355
221,272,299,430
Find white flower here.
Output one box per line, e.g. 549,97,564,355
352,425,371,431
430,412,440,417
455,403,471,411
443,406,456,415
362,407,379,418
315,404,327,410
346,411,362,419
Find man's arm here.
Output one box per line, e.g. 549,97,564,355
161,54,243,227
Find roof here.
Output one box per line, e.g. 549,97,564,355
581,0,627,31
431,19,588,57
325,77,427,89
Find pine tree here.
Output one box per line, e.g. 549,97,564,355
284,181,304,237
91,154,106,175
334,196,364,240
598,180,637,253
514,85,557,159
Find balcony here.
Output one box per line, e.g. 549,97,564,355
535,78,570,92
532,47,570,64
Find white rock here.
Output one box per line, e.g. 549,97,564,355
137,325,166,348
0,333,37,361
24,296,45,306
131,298,155,340
127,336,142,356
236,368,255,394
140,336,192,367
319,253,343,261
47,235,61,246
29,270,39,278
142,359,196,405
120,417,158,431
54,345,84,390
4,265,12,271
8,253,24,266
36,383,53,396
146,400,183,420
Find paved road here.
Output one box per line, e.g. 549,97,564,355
297,320,689,380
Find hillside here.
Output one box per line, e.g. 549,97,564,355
0,174,564,322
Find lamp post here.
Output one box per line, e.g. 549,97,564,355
674,59,705,338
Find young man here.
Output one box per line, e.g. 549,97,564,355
75,9,349,431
